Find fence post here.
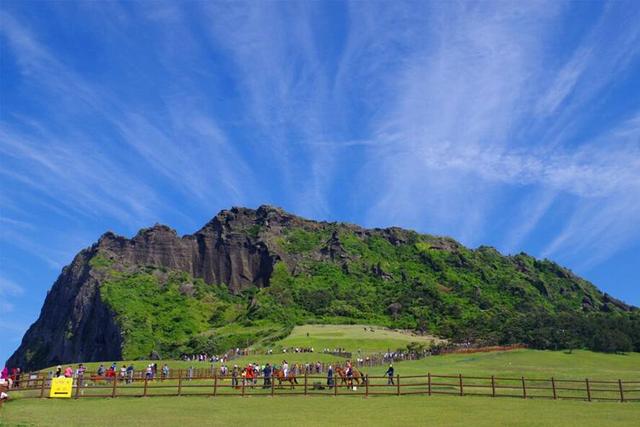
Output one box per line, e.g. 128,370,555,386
335,377,338,396
143,376,148,397
271,376,275,397
213,374,217,397
521,377,526,399
111,376,117,398
618,379,624,402
585,378,591,402
365,375,369,398
491,375,496,397
39,376,46,398
428,373,432,396
551,377,557,400
75,377,81,399
304,373,308,396
396,375,400,396
178,373,182,396
459,374,464,396
241,377,245,397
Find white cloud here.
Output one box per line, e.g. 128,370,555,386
1,1,639,289
0,277,24,312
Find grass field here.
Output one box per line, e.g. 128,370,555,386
363,349,640,379
1,394,638,427
68,349,636,381
275,324,442,353
6,326,638,426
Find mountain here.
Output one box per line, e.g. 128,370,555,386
7,206,638,371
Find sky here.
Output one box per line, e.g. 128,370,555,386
1,1,639,365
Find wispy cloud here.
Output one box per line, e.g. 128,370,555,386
0,5,259,234
0,276,24,313
0,1,638,311
341,1,640,269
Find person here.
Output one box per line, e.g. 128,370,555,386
14,368,21,388
64,366,73,378
76,364,86,387
162,364,169,381
97,364,105,377
282,360,289,379
126,364,134,384
55,365,62,378
145,364,153,380
231,365,239,388
263,363,272,388
0,367,8,380
107,365,115,380
187,366,193,381
253,363,259,386
385,364,395,385
0,387,8,404
327,365,334,388
245,364,253,387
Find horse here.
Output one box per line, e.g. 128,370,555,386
272,368,298,389
335,366,365,387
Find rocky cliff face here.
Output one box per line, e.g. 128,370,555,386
7,248,123,370
7,206,323,370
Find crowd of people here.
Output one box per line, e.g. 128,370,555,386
1,357,399,397
1,367,22,388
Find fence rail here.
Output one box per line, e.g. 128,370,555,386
6,372,639,403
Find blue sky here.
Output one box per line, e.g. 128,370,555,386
1,1,639,365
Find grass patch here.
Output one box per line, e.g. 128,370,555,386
277,324,442,353
1,394,638,427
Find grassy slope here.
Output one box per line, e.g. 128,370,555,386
275,324,443,353
39,323,640,381
1,395,638,427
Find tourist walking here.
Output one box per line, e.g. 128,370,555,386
385,364,394,385
231,365,239,388
263,363,272,388
162,364,169,381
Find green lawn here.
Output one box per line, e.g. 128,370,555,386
275,324,442,353
1,394,638,427
364,349,640,379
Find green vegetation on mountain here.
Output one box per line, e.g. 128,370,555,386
95,220,638,360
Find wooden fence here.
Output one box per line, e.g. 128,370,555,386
8,372,639,403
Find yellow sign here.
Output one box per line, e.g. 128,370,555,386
49,377,73,398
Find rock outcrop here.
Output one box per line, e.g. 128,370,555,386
7,206,312,370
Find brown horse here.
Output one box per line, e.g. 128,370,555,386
335,367,365,387
272,368,298,389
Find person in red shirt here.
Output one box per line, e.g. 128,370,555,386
245,364,254,387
